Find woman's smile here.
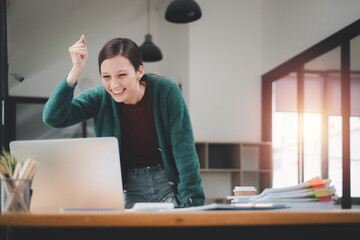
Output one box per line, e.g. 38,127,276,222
111,88,126,95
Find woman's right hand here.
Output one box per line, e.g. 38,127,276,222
67,35,88,85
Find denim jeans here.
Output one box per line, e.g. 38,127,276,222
123,164,178,209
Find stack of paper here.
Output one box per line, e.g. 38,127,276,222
227,177,337,210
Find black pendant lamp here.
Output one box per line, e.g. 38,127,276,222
165,0,202,23
140,0,162,62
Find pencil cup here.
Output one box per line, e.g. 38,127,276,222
1,178,31,213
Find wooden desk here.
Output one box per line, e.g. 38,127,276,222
1,210,360,239
1,210,360,227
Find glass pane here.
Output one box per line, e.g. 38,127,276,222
304,47,341,185
303,113,321,181
272,112,299,187
350,117,360,197
350,35,360,197
272,73,299,187
328,116,342,197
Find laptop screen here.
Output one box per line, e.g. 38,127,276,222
9,137,124,213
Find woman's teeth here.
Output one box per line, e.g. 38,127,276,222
112,89,125,94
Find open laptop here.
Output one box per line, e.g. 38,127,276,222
9,137,124,213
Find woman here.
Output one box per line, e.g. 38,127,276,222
43,35,205,208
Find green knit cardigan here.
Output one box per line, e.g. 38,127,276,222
43,74,205,207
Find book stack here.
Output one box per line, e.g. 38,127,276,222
227,177,337,210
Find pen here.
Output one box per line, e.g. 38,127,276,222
0,163,5,178
12,163,21,179
1,156,12,178
18,158,32,179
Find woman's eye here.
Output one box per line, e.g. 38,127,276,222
103,75,111,79
119,74,126,77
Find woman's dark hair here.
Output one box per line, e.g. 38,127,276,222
98,38,143,74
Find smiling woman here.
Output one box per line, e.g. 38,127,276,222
100,56,144,105
42,36,205,209
98,38,146,105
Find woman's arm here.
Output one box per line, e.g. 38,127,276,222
43,76,99,128
67,35,88,85
43,35,97,128
166,81,205,206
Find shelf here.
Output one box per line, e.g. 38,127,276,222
241,169,272,173
208,143,240,169
200,169,241,173
196,141,271,146
195,143,207,169
195,141,272,192
240,141,272,146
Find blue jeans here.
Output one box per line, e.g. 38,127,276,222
123,164,178,209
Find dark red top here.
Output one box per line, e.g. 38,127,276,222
117,88,162,169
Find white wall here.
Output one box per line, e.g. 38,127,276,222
187,0,263,198
7,0,164,97
262,0,360,74
157,0,190,104
189,0,263,142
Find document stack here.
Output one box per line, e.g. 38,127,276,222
227,177,337,210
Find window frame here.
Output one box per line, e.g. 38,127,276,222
261,19,360,209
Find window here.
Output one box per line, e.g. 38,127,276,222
262,19,360,208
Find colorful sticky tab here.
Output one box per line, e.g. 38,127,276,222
314,188,330,197
308,178,324,186
318,196,332,202
313,184,326,190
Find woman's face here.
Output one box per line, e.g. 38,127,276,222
100,54,144,104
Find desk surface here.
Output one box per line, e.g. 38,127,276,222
1,210,360,227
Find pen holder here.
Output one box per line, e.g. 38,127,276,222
0,178,31,213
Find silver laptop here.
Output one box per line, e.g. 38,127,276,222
9,137,124,213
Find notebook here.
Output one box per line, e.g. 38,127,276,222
9,137,124,213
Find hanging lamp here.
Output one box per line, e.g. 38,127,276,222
165,0,202,23
140,0,162,62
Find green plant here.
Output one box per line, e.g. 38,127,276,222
0,147,20,175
